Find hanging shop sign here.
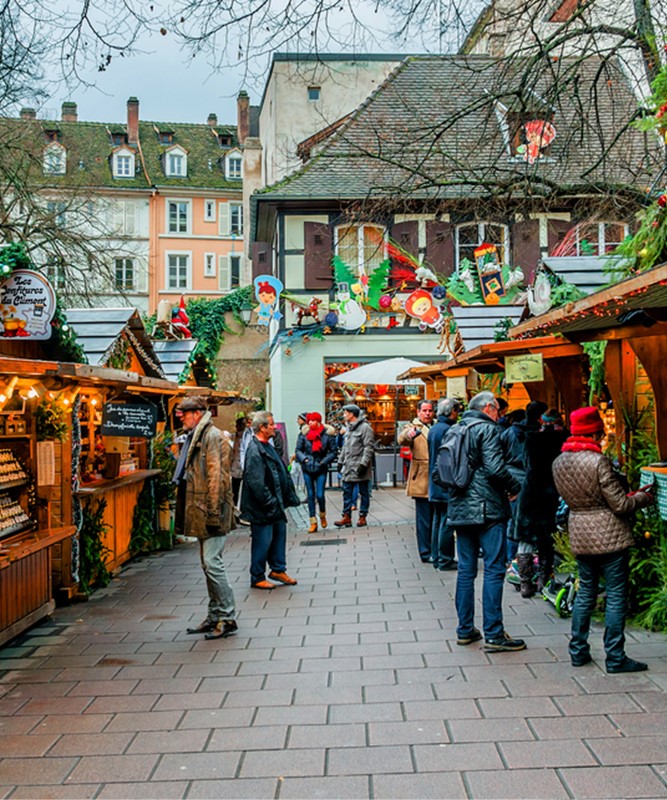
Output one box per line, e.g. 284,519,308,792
505,353,545,384
101,402,158,438
446,376,467,399
0,269,56,339
403,385,421,396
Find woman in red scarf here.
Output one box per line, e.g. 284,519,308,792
552,407,653,673
295,412,338,533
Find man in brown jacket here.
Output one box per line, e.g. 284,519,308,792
398,399,435,562
174,396,237,640
552,406,652,673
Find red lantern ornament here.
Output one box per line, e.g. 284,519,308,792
657,193,667,208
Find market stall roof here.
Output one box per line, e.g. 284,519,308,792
509,262,667,342
542,256,611,296
65,308,166,380
329,357,426,386
451,305,525,352
152,339,209,385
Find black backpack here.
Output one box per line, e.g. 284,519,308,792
436,419,484,490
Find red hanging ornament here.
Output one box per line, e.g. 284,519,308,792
657,193,667,207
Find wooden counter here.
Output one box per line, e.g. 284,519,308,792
0,525,76,647
75,469,161,571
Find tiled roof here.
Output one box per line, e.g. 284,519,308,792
255,55,660,204
153,339,199,383
0,116,241,191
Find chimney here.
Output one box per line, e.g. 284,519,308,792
20,108,36,120
237,90,249,145
207,113,217,127
61,101,78,122
127,96,139,145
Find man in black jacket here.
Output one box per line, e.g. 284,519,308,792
447,391,525,652
241,411,301,590
428,397,461,571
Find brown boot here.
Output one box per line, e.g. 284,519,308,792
307,517,318,534
334,514,352,528
319,512,328,529
357,515,367,527
517,553,535,598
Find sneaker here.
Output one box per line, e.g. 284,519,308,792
251,580,275,590
204,620,238,640
268,571,298,586
186,619,216,635
456,628,482,646
571,654,593,667
484,632,526,652
606,657,648,674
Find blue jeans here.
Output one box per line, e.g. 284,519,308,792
342,480,369,515
570,548,629,669
199,536,236,621
431,502,456,568
455,522,506,640
303,471,327,517
250,520,287,584
506,497,519,563
415,497,433,560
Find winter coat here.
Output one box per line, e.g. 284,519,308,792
511,426,568,545
295,425,338,475
398,417,431,498
446,410,521,528
500,420,537,484
240,437,301,525
427,414,455,503
231,429,245,479
339,415,375,482
552,448,652,556
181,411,234,539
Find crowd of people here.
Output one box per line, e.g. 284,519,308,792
172,391,653,673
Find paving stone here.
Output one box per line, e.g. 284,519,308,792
464,768,570,799
587,735,667,765
104,710,184,732
239,747,325,777
448,717,534,743
154,692,224,711
66,753,160,783
329,669,396,688
208,725,289,751
5,682,78,698
559,765,667,798
433,679,508,700
292,686,363,706
253,705,327,727
327,745,414,775
278,776,370,799
187,779,278,799
329,702,403,724
499,738,598,768
363,682,436,703
222,688,293,708
368,720,448,746
83,695,158,714
8,785,100,799
372,771,466,799
46,731,133,757
402,699,481,721
286,723,365,749
68,680,139,697
14,697,93,716
96,782,189,799
0,733,60,756
0,758,77,786
413,742,504,772
179,707,254,729
553,693,643,716
529,715,621,740
151,751,241,781
263,672,329,691
0,717,41,735
479,696,562,718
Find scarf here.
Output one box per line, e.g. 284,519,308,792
561,435,602,454
306,423,325,453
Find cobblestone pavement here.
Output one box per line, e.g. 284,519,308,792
0,488,665,799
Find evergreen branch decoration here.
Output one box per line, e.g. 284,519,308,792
366,258,391,310
0,242,31,277
35,397,68,441
333,255,356,287
78,498,111,594
582,341,607,404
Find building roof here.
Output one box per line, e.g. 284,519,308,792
152,339,209,384
65,307,166,379
253,54,660,214
451,304,526,351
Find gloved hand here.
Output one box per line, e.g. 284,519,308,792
355,463,366,477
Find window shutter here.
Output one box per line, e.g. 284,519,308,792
219,255,231,291
251,242,272,279
304,222,333,290
425,221,454,277
547,218,573,256
391,221,419,259
511,219,541,285
218,203,230,236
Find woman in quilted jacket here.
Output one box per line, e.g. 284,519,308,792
552,407,653,674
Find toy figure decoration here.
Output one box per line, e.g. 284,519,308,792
404,289,445,332
253,274,284,325
473,243,506,303
171,295,192,338
294,297,322,326
518,120,557,165
334,282,367,330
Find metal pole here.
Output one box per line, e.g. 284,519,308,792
393,385,399,487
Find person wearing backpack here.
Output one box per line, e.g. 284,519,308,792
446,390,525,652
398,399,435,562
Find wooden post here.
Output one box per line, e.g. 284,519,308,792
627,334,667,461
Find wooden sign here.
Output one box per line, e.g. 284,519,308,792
505,353,544,383
101,402,157,438
0,270,56,339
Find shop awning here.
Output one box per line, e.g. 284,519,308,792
329,357,426,386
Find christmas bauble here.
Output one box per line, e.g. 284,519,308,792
324,311,338,327
432,285,446,299
379,294,392,309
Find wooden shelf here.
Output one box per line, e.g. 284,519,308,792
0,525,76,569
0,435,31,440
75,469,161,496
0,477,29,490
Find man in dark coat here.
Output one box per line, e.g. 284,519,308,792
334,404,375,528
447,391,524,652
241,410,301,590
428,397,461,571
173,396,237,640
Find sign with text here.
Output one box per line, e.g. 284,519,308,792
446,376,467,399
101,402,158,438
505,353,544,384
0,269,56,339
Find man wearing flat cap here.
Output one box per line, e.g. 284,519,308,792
173,396,237,639
334,404,376,528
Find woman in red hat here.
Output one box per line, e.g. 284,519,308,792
295,412,338,533
552,406,653,673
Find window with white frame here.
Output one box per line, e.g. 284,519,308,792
109,200,137,235
45,263,66,287
46,200,67,227
455,222,509,271
114,257,135,290
167,200,190,234
230,204,243,235
43,143,66,175
204,199,216,222
167,253,190,289
551,221,630,257
335,223,386,274
225,153,242,180
113,149,135,178
165,148,187,177
308,86,321,101
219,254,242,291
204,252,216,278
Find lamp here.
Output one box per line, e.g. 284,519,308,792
240,301,254,325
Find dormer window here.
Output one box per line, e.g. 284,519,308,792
43,142,66,175
164,145,187,177
44,129,60,142
225,150,242,181
495,99,556,163
218,133,232,147
111,132,127,146
158,130,174,145
112,147,135,178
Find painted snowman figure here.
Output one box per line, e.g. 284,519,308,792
335,282,367,331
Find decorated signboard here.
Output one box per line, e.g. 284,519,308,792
253,274,284,325
101,402,158,438
505,353,545,384
0,269,56,339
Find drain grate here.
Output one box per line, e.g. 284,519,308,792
301,538,347,546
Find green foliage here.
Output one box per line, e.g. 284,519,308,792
152,431,177,510
78,498,111,594
634,61,667,136
35,397,68,441
446,258,484,304
105,336,131,370
582,341,607,404
366,259,391,309
333,255,356,287
548,274,586,307
493,316,514,342
553,530,578,575
611,202,667,276
633,533,667,632
0,242,31,276
45,300,88,364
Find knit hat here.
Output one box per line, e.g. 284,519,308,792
570,406,605,436
297,411,309,422
342,403,361,417
306,412,322,423
525,400,548,424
